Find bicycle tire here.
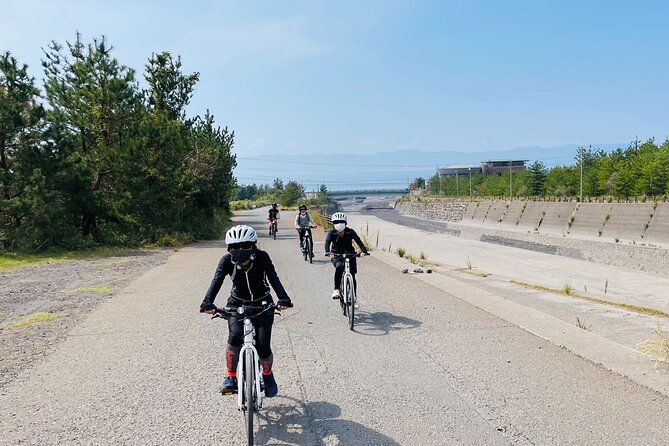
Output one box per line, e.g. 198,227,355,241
303,237,308,261
244,350,255,446
273,222,277,240
345,274,355,330
306,237,313,263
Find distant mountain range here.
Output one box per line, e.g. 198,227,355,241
234,143,628,191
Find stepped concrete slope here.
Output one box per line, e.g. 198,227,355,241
602,203,652,241
569,203,611,237
483,201,508,225
539,202,577,234
644,202,669,244
397,198,669,274
461,201,478,220
499,201,526,227
471,201,492,223
517,201,548,231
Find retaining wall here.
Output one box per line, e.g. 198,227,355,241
397,198,669,275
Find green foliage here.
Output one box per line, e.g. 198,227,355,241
427,139,669,199
0,35,237,253
526,161,548,196
280,180,305,207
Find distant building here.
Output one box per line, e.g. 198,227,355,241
436,160,528,177
436,164,481,177
481,160,528,175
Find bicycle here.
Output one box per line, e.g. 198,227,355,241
268,219,278,240
212,302,279,446
326,252,367,330
301,227,314,263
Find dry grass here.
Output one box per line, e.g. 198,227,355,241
76,285,113,295
456,268,489,278
636,328,669,369
576,317,591,331
510,280,669,319
9,312,66,328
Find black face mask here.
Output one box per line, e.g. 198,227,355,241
231,248,255,264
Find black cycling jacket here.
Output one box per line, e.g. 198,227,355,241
324,227,368,254
201,249,291,307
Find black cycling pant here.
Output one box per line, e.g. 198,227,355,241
227,309,274,359
332,257,357,293
298,228,311,245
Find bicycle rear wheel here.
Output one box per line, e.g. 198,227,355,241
244,350,255,446
345,275,355,330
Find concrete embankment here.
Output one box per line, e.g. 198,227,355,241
397,198,669,275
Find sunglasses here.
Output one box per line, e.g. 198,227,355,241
229,242,254,250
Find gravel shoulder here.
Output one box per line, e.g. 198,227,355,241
0,249,174,388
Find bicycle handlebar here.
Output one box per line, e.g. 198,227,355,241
211,302,277,320
325,251,369,258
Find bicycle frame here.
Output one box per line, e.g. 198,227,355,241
212,303,276,445
237,317,263,411
328,252,366,330
303,227,314,262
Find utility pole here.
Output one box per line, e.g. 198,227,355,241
469,167,472,201
509,160,513,199
579,146,583,202
456,172,459,198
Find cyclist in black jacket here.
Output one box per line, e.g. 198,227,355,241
267,203,280,235
324,212,368,299
200,224,293,397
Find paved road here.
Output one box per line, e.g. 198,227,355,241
2,207,669,445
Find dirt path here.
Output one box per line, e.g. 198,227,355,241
0,249,173,388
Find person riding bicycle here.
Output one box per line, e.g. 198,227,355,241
267,203,280,235
200,224,293,397
294,204,317,252
324,212,368,300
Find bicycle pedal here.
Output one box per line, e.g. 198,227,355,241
220,390,238,395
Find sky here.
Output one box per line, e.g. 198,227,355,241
3,0,669,188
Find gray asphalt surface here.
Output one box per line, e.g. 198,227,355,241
2,207,669,445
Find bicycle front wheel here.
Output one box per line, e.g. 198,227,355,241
244,350,255,446
273,223,277,240
345,274,355,330
307,237,313,263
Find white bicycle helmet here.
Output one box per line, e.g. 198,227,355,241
331,212,347,223
225,225,258,245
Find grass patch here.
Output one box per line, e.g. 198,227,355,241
562,280,574,295
396,247,406,258
0,246,142,271
99,258,139,267
510,280,669,318
457,268,489,278
76,285,113,295
360,234,374,252
637,327,669,368
10,311,66,328
576,317,591,331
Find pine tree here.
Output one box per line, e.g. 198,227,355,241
527,160,548,196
